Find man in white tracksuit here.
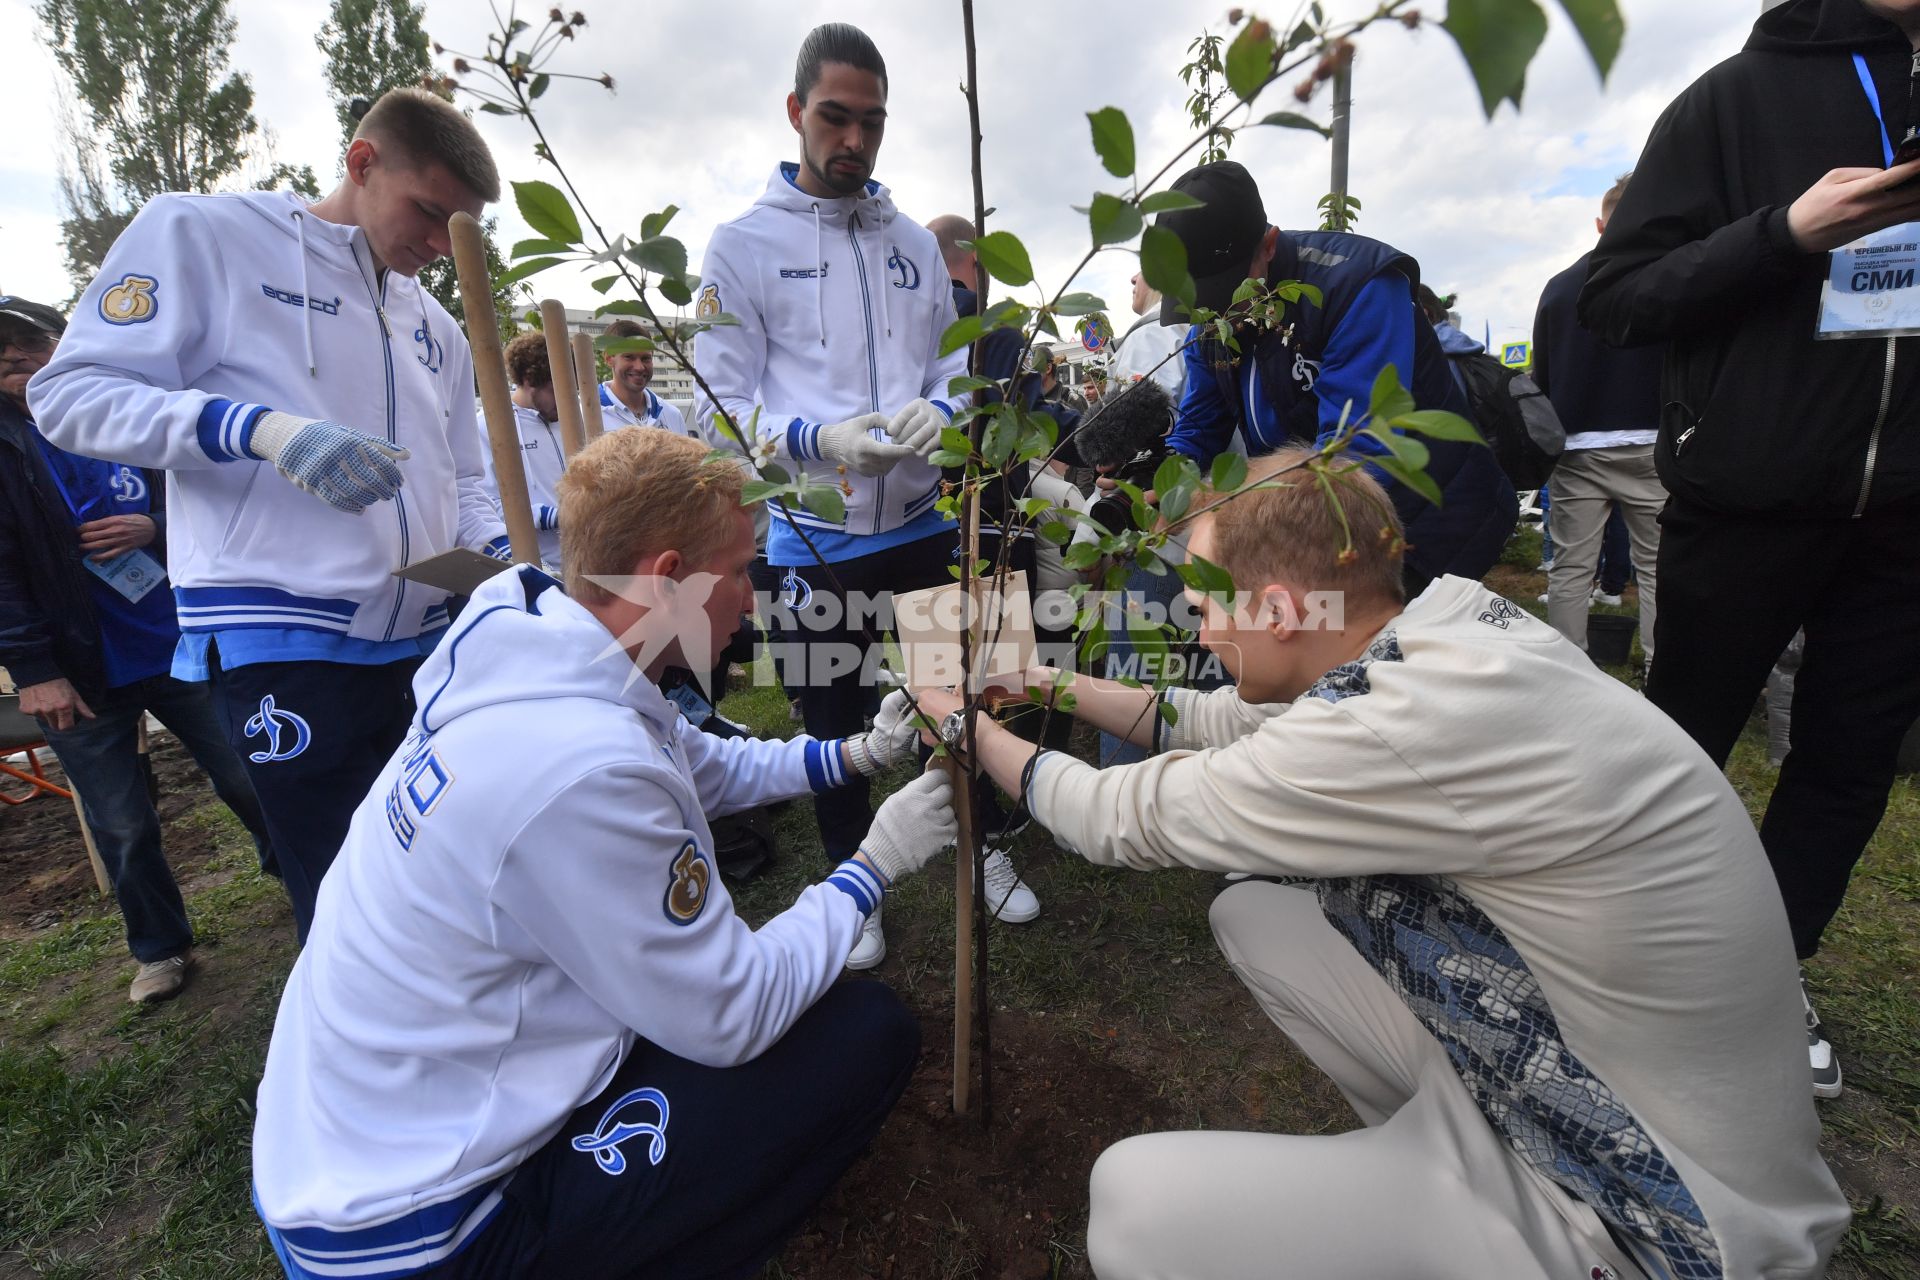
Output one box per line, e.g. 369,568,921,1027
252,429,956,1279
477,331,567,568
598,317,692,436
695,22,1037,968
915,450,1850,1278
29,88,509,942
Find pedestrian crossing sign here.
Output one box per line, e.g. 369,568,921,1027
1500,341,1531,368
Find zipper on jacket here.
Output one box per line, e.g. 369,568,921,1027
848,212,884,534
353,247,410,637
1851,337,1897,518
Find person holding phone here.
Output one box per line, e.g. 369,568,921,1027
1581,0,1920,1100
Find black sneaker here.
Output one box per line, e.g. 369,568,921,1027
1802,971,1843,1100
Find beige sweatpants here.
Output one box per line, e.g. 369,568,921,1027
1545,444,1665,660
1085,882,1644,1280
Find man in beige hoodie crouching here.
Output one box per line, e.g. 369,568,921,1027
914,449,1847,1279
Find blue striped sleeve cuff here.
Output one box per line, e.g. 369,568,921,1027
481,535,513,561
803,738,851,792
826,858,887,914
931,400,954,420
784,417,822,460
195,398,271,462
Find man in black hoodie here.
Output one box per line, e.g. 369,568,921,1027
1581,0,1920,1099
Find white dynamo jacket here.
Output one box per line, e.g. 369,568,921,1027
29,190,504,644
253,566,879,1269
693,164,966,547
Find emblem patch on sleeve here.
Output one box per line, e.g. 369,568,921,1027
100,274,158,325
662,840,712,925
695,284,721,320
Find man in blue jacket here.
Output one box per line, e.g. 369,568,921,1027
0,297,272,1003
1154,162,1516,591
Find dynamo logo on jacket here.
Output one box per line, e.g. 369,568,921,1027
572,1086,670,1175
245,695,311,763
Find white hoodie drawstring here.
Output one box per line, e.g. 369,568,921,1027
292,209,317,377
811,202,827,347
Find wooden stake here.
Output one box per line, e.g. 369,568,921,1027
539,299,589,462
450,212,540,564
573,330,605,442
949,749,976,1115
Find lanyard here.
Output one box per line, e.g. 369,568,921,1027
1854,52,1897,168
33,434,107,524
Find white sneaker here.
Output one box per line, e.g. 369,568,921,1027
1802,971,1843,1099
1591,588,1624,607
846,907,886,970
981,849,1040,923
129,952,192,1004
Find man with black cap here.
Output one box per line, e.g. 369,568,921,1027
0,297,272,1004
1153,161,1517,592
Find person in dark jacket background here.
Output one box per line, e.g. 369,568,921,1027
1154,161,1517,593
1533,171,1666,662
0,296,272,1004
1581,0,1920,1100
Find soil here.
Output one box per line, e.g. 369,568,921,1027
0,732,226,941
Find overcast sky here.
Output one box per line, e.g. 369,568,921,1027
0,0,1762,349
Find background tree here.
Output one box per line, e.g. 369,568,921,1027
37,0,302,300
317,0,522,341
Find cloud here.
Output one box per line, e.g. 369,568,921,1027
0,0,1762,350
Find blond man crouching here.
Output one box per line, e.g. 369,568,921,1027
916,449,1847,1279
252,430,955,1280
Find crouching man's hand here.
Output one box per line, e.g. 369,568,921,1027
845,689,921,775
855,769,956,885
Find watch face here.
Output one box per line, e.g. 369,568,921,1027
940,711,966,746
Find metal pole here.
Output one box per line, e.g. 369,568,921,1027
1329,61,1352,226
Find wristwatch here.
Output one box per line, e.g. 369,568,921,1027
938,710,967,750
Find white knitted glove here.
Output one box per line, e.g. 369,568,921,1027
845,689,920,776
817,412,917,477
859,769,957,884
248,411,409,513
886,398,945,457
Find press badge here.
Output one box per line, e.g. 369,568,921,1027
1817,223,1920,340
85,548,165,603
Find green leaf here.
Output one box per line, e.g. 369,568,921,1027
1176,553,1236,601
971,231,1035,288
510,237,572,257
1152,455,1200,500
1253,111,1331,138
929,449,970,468
1040,520,1072,545
1556,0,1624,80
595,299,651,318
1396,410,1485,444
477,101,513,116
1086,106,1136,179
1063,542,1102,571
1224,23,1276,100
1274,281,1325,308
740,479,794,504
1138,190,1206,215
939,426,974,456
799,485,845,524
595,335,656,355
1368,427,1431,473
590,275,620,294
657,276,693,308
946,374,997,396
640,205,680,241
1138,225,1192,304
1158,700,1179,725
1126,613,1168,661
1443,0,1551,117
512,179,582,244
495,256,565,287
1368,365,1416,424
938,314,987,357
981,413,1016,468
1372,454,1444,507
1210,452,1248,492
1087,193,1144,248
625,236,688,280
982,299,1031,330
1053,292,1107,316
530,72,550,99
